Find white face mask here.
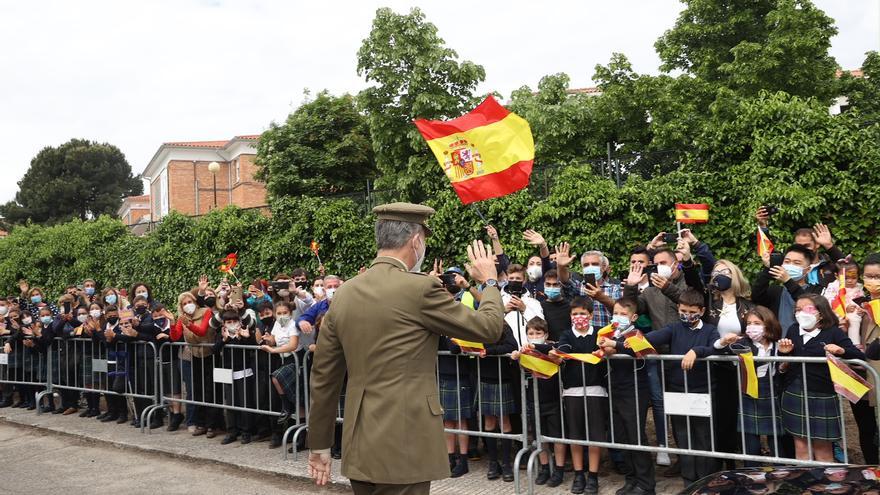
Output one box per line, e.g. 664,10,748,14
183,303,197,315
611,315,632,330
77,314,89,324
225,322,240,332
313,287,325,297
657,264,673,279
136,291,149,299
89,309,102,319
526,265,542,281
22,317,32,325
745,324,764,342
795,311,819,331
278,315,292,326
411,235,426,273
326,288,337,300
527,337,546,345
0,306,8,316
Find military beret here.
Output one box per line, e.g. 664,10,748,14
372,202,435,235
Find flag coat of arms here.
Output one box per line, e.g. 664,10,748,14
414,96,534,204
675,203,709,224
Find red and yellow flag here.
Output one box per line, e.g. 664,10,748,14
310,241,320,256
738,351,759,399
675,203,709,224
757,228,774,257
218,253,238,273
451,338,486,357
622,329,657,358
827,353,872,403
597,321,618,339
865,299,880,324
414,96,534,205
832,268,847,318
554,349,604,365
519,348,560,379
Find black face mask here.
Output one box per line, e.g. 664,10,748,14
107,317,119,325
134,306,148,315
204,297,217,308
710,274,732,292
260,316,275,328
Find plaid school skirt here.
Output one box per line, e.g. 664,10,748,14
738,375,783,436
478,381,518,417
271,361,300,399
439,376,473,421
781,388,841,441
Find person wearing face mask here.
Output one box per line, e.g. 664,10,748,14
296,275,342,339
82,279,99,303
557,247,621,328
597,297,655,495
129,282,157,309
96,305,130,423
539,270,571,342
170,291,221,438
214,309,258,446
311,278,326,302
716,306,784,466
501,264,545,347
523,229,553,299
306,202,504,494
753,244,822,333
261,301,300,449
777,294,865,462
127,295,165,429
149,304,184,431
642,289,722,486
823,261,865,345
71,303,104,418
44,295,81,415
848,254,880,465
17,281,59,319
100,288,129,313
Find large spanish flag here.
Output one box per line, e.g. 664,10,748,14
414,96,534,204
675,203,709,224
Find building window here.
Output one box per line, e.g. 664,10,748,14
235,160,241,183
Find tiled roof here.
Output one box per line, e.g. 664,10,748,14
567,87,602,94
836,69,864,78
162,134,260,149
122,195,150,203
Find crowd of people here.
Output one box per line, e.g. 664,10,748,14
1,207,880,495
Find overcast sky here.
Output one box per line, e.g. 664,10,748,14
0,0,876,204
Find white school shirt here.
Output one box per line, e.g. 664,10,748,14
501,291,545,347
271,319,300,358
561,326,608,398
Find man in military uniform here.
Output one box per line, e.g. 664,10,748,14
307,202,504,495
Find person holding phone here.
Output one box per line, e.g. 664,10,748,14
752,244,823,334
500,264,544,347
555,244,619,328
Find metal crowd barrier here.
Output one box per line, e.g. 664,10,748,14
0,335,50,406
522,353,880,495
47,337,159,425
145,342,305,446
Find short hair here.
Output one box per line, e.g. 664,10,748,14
132,296,149,305
220,310,240,321
614,297,639,314
375,220,421,250
291,268,307,279
864,253,880,268
797,293,838,330
544,268,559,280
104,305,119,314
581,250,609,269
652,248,676,263
631,245,650,257
507,264,525,276
324,275,342,284
784,244,814,263
274,300,294,313
570,296,594,312
273,272,290,280
526,317,549,334
744,306,782,342
678,289,705,309
152,303,167,313
794,228,814,239
256,301,275,314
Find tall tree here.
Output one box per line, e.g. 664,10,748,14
840,51,880,122
255,91,376,199
356,7,486,202
0,139,142,225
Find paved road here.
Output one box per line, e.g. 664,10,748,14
0,422,347,494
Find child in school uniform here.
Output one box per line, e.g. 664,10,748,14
511,317,567,488
642,289,721,486
552,296,606,495
439,335,475,478
598,297,655,495
778,293,865,461
477,321,519,482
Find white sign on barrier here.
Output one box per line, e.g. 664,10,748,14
663,392,712,417
92,359,108,373
213,368,233,384
0,353,7,365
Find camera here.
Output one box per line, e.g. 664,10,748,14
762,205,779,216
439,273,459,294
269,281,289,293
506,281,525,297
294,280,310,290
662,232,679,244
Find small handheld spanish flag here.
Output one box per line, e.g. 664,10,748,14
451,338,486,357
865,299,880,324
827,353,872,403
597,321,618,339
518,348,560,379
832,268,847,319
415,96,534,205
738,351,759,399
554,349,604,365
218,253,238,273
622,329,657,358
757,228,774,257
675,203,709,224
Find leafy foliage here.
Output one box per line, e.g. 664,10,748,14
1,139,142,225
255,92,376,199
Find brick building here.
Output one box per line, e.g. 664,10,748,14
139,135,267,221
117,194,151,226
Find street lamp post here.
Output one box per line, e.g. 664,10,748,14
208,161,220,209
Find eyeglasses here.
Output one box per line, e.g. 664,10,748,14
711,269,732,277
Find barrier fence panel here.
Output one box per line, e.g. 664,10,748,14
524,353,880,495
0,335,51,407
148,342,306,446
48,337,159,425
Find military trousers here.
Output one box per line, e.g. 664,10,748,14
350,480,431,495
